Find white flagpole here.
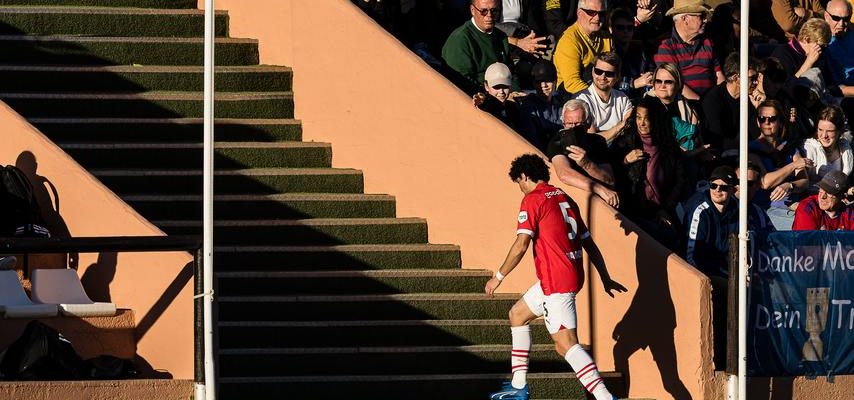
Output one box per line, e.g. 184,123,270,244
201,0,217,399
737,0,750,399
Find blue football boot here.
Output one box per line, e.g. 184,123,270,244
488,383,529,400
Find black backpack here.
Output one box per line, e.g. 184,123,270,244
0,165,48,237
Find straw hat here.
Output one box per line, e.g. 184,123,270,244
665,0,712,17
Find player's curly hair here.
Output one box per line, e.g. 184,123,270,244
509,154,550,183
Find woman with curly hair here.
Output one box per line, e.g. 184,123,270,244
609,96,686,249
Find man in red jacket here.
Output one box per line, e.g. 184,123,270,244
793,170,854,230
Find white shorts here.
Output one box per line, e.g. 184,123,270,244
522,281,577,334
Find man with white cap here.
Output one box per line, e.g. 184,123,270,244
654,0,724,101
474,62,524,127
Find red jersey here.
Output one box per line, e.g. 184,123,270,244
516,182,590,295
792,195,854,231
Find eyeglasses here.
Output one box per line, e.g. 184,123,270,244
654,78,674,86
580,8,607,18
686,13,708,22
593,67,616,78
758,115,779,123
613,24,634,32
472,4,501,16
709,182,732,191
828,13,852,22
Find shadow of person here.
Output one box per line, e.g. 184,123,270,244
611,214,693,400
80,252,117,303
15,151,78,270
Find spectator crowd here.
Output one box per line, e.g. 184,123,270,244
354,0,854,371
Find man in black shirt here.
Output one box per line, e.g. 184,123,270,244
701,53,761,163
546,99,619,207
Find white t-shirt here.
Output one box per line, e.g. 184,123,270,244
573,86,632,132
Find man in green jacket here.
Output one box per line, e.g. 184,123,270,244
442,0,547,93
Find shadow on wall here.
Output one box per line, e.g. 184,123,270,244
14,150,77,271
611,214,693,400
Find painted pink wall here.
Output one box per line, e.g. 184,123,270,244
0,101,194,379
203,0,713,398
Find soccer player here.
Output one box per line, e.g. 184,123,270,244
486,154,627,400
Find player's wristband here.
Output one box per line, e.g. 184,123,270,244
495,271,505,281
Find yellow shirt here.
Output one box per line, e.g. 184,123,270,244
553,23,612,94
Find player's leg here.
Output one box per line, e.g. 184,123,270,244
490,282,543,400
545,293,615,400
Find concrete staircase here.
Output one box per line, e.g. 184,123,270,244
0,1,626,398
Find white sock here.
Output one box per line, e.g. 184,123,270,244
565,344,612,400
510,325,531,389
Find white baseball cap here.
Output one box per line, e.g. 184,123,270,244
484,62,512,88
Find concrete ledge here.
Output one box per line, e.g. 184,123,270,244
0,379,193,400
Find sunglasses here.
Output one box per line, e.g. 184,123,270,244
709,182,733,191
580,8,607,18
748,74,758,84
654,78,674,86
758,115,779,123
828,13,852,22
472,4,501,16
613,24,634,32
593,67,616,78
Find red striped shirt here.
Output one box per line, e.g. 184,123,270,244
654,29,721,96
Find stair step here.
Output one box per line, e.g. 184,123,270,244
158,217,428,245
61,141,329,169
91,168,364,195
218,344,566,377
218,372,626,399
0,65,291,92
0,91,293,118
213,244,461,271
217,293,514,321
0,0,195,7
215,268,489,295
31,118,302,142
0,35,258,65
0,7,228,37
123,193,396,220
218,319,552,348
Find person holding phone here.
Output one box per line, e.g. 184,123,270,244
545,99,620,208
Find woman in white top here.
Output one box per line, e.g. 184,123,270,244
796,105,853,194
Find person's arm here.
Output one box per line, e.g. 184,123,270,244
508,31,548,55
795,42,821,78
566,145,615,186
485,233,532,296
581,237,627,297
839,85,854,97
771,0,809,33
552,154,620,207
760,156,813,190
685,206,713,271
596,103,633,144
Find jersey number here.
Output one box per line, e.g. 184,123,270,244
559,201,579,240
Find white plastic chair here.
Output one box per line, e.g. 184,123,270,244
31,269,116,317
0,270,58,318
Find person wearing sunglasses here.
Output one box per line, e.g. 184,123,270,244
573,52,633,144
684,166,738,280
609,8,654,99
654,0,724,101
824,0,854,123
792,170,854,230
442,0,515,94
553,0,612,95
